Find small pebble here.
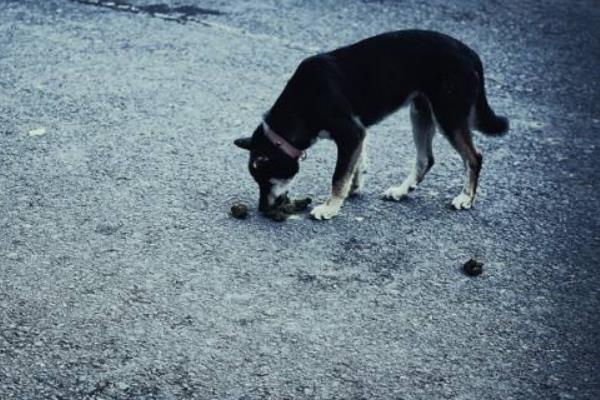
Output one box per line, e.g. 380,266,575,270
230,203,248,219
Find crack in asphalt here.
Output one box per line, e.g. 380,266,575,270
68,0,224,23
68,0,317,52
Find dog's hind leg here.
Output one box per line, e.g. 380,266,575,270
383,96,435,201
428,67,482,209
442,124,482,209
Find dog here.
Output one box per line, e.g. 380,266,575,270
234,30,508,220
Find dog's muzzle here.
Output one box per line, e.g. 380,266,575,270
259,179,291,212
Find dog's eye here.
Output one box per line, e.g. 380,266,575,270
252,156,269,170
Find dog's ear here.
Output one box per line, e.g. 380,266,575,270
234,137,253,151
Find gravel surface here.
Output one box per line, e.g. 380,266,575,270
1,0,599,399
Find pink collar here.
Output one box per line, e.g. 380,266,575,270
262,121,305,160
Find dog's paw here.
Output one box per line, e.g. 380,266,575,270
382,185,413,201
451,192,474,210
310,203,340,220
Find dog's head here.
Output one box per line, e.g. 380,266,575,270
234,124,299,212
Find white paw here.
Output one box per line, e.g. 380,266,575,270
310,203,340,220
382,184,412,201
451,192,474,210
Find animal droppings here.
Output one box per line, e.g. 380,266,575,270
463,258,483,276
230,203,248,219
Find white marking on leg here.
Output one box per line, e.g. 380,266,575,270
445,123,482,211
350,169,365,195
451,161,477,210
352,116,365,130
350,139,368,196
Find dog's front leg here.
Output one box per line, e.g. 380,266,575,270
311,121,365,220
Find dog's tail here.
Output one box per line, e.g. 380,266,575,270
474,69,509,136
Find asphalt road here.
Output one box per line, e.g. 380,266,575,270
1,0,599,399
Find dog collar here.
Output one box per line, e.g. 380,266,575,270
262,121,305,161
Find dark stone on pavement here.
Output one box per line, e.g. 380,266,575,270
230,203,248,219
463,258,484,276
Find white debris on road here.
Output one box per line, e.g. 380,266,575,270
28,127,46,136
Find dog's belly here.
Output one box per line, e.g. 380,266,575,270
358,91,420,128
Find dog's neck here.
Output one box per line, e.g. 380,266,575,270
262,121,305,160
264,109,316,152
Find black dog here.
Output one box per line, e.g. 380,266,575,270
235,30,508,220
